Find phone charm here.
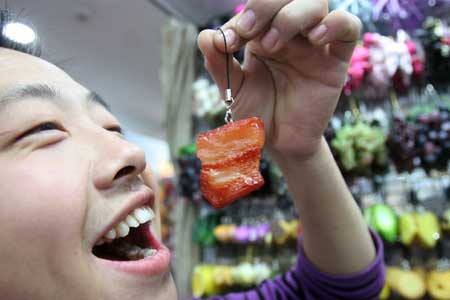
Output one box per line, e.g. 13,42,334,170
196,28,266,209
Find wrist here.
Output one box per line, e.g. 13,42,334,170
268,136,329,170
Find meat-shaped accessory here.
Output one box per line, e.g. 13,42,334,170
196,117,265,208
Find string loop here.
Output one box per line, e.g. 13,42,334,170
217,28,234,123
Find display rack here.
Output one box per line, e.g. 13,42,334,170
167,3,450,299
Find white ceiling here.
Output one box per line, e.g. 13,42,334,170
9,0,168,139
150,0,245,25
8,0,247,139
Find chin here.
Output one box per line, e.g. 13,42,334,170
98,269,178,300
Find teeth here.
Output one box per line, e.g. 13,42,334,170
143,206,155,220
127,246,142,259
133,206,154,224
105,228,117,239
115,221,130,238
126,215,140,228
97,205,155,244
141,249,157,258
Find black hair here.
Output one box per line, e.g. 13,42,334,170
0,9,41,57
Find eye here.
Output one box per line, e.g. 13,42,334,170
17,122,64,140
106,125,123,135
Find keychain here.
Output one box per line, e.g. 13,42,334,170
216,28,234,124
196,28,266,209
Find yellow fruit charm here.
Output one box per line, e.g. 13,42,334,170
427,271,450,300
417,211,441,249
399,213,417,246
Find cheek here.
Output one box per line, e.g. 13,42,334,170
142,169,162,236
0,152,88,255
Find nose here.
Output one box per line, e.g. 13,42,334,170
93,132,147,190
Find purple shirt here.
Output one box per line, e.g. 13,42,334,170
191,229,385,300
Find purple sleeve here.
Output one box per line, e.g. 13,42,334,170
192,229,385,300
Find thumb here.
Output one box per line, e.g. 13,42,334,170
197,29,244,98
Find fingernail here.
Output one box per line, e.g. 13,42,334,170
224,29,236,46
237,9,256,33
262,27,279,51
309,24,328,41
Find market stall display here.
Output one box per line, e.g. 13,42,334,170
167,2,450,299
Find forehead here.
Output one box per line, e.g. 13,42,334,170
0,48,110,112
0,48,88,99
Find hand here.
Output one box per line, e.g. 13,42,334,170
197,0,361,161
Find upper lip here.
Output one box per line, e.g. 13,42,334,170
91,186,155,247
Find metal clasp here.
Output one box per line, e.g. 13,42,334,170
224,88,234,123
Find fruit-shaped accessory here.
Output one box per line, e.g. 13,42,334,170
332,122,387,174
443,208,450,232
196,28,265,208
192,265,220,297
213,224,237,243
400,212,418,246
386,267,402,291
398,211,441,248
364,204,398,243
234,225,252,243
427,270,450,300
416,211,441,249
386,267,427,299
380,283,390,300
281,220,300,242
256,223,270,241
397,271,427,299
253,263,272,284
231,262,257,286
213,265,234,287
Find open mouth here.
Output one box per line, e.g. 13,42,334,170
92,206,157,261
90,190,172,277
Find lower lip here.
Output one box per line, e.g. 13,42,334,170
95,224,172,277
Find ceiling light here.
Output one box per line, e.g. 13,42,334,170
3,22,36,45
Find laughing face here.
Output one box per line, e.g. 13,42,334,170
0,48,177,300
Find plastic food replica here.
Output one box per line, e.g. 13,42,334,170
192,262,272,297
427,270,450,300
196,117,265,208
332,122,387,174
364,203,398,243
386,267,427,300
196,29,266,209
399,211,441,248
385,266,450,300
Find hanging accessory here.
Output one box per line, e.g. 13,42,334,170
196,27,266,209
217,27,234,124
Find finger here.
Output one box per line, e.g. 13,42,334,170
308,9,362,62
259,0,329,53
198,29,244,97
213,0,292,53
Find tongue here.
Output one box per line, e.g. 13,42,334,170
129,222,152,248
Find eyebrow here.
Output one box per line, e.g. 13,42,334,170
88,91,111,111
0,83,111,112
